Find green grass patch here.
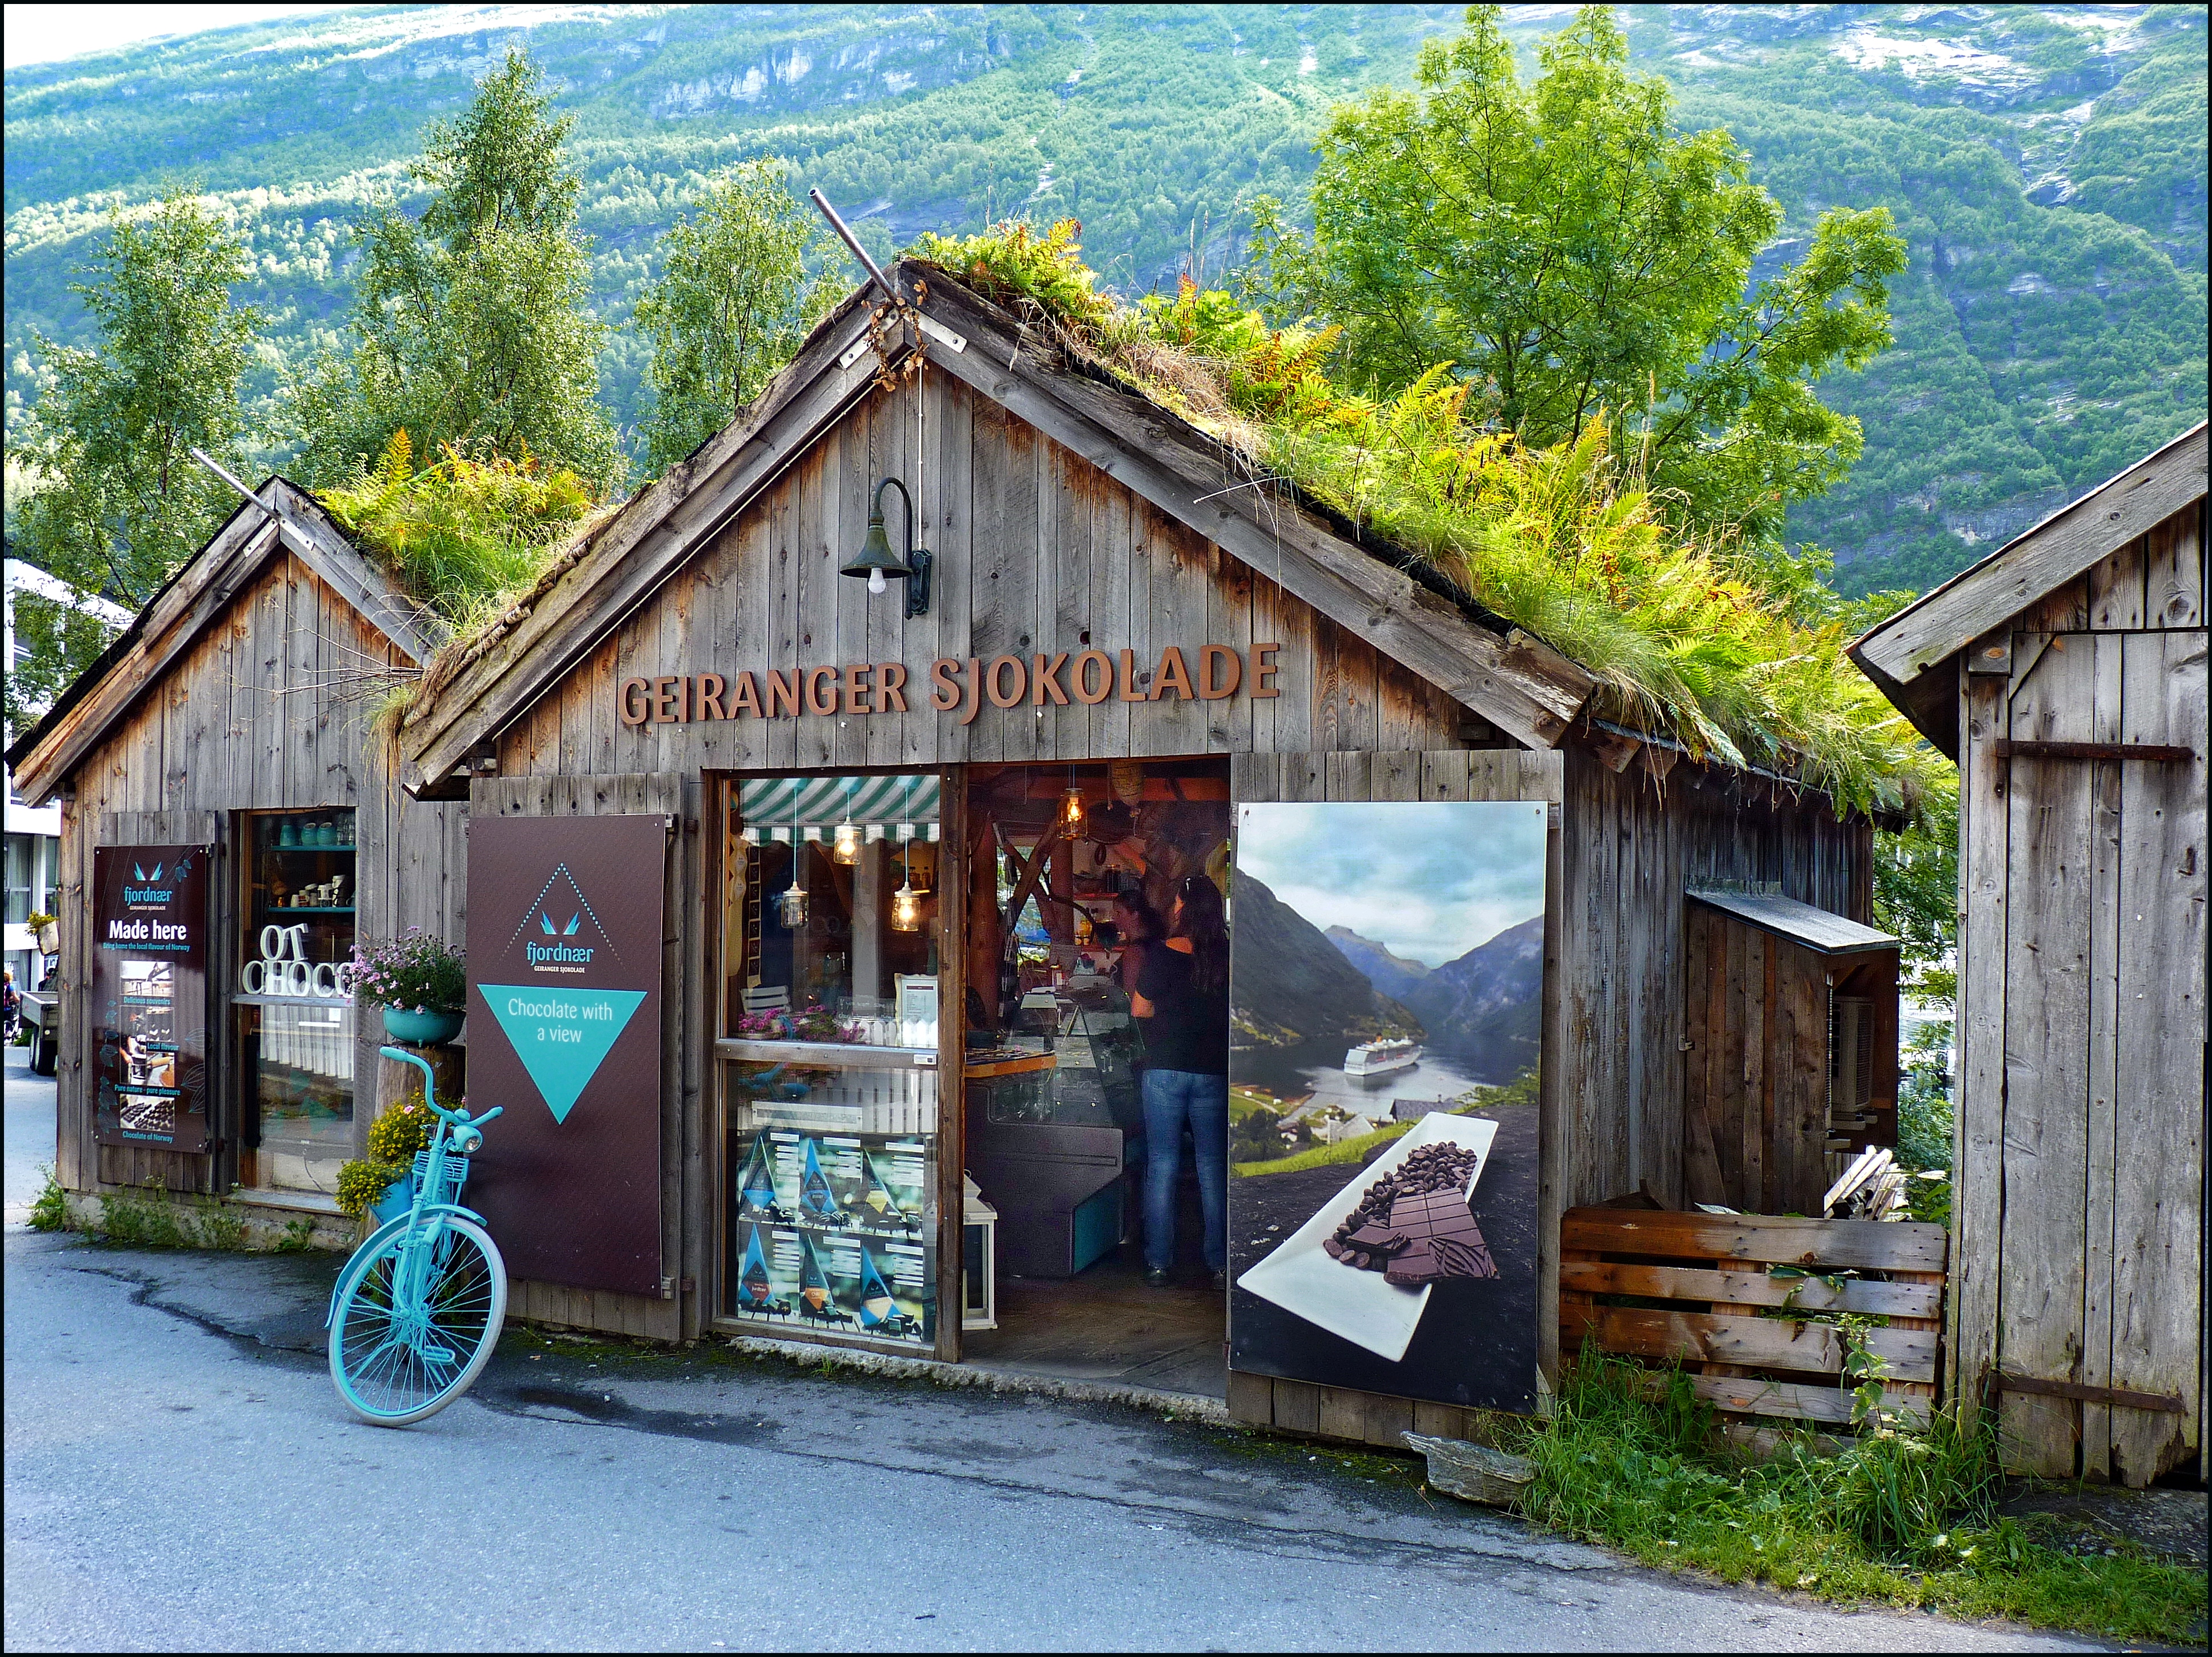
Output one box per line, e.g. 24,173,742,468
27,1166,71,1232
1233,1118,1414,1178
1498,1352,2206,1643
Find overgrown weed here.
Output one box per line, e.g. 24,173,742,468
1505,1351,2205,1642
27,1166,72,1232
909,223,1941,821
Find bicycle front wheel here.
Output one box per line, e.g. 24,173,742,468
329,1216,507,1426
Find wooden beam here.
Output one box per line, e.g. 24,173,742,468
1991,739,2195,763
1855,421,2206,686
1557,1258,1941,1319
913,278,1593,750
1996,1371,2186,1414
1565,1302,1939,1384
1560,1206,1949,1272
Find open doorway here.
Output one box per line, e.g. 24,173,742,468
958,760,1232,1398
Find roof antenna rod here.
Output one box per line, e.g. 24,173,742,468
809,189,901,306
189,447,278,524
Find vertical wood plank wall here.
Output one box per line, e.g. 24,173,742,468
469,774,696,1342
1559,747,1869,1214
1954,503,2205,1485
50,550,462,1201
490,374,1468,782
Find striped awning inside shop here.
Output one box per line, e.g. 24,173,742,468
737,775,941,843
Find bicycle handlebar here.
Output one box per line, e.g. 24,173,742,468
376,1045,502,1132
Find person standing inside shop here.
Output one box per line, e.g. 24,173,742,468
1129,872,1230,1288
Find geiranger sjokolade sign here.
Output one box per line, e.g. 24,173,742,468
615,641,1282,726
466,815,668,1298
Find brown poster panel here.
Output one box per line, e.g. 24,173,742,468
465,815,667,1296
1227,802,1547,1413
91,845,215,1153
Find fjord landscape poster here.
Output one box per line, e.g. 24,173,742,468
1228,802,1546,1412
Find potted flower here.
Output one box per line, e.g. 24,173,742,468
335,1096,441,1224
351,928,467,1045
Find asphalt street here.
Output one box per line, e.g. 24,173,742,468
3,1048,2097,1653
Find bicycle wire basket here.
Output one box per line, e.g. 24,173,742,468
411,1147,471,1207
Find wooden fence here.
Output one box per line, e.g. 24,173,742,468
1561,1207,1948,1429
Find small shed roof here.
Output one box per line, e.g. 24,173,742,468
1850,422,2206,759
4,475,441,805
1686,888,1899,957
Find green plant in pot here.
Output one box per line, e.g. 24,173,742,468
335,1096,441,1221
351,928,467,1044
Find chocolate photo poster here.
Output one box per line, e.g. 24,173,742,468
1227,802,1547,1412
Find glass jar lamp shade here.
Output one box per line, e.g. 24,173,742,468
1060,784,1086,831
889,880,924,932
778,872,810,929
832,821,863,866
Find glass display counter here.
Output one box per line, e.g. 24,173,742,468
965,975,1145,1279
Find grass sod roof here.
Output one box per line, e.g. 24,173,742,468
337,226,1939,822
906,222,1945,824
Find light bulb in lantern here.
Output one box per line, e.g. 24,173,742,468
832,821,862,864
890,880,923,932
778,874,809,929
1061,784,1085,830
867,567,887,595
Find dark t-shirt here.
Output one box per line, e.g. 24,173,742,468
1137,943,1230,1076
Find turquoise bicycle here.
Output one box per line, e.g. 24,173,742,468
326,1046,507,1426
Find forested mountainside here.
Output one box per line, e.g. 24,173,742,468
5,3,2204,595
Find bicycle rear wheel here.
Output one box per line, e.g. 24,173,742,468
329,1217,507,1426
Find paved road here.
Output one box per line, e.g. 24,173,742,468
3,1060,2095,1653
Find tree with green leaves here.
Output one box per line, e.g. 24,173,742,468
1242,5,1908,541
5,190,261,735
635,159,837,472
290,47,621,489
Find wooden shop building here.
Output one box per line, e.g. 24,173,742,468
1852,421,2205,1486
383,259,1907,1438
6,478,465,1239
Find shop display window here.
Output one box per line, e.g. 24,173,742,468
234,809,357,1193
719,774,942,1344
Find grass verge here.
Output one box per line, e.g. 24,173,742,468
1498,1351,2206,1644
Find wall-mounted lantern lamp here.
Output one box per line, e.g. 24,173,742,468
842,477,932,619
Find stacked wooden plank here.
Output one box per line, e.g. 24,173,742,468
1560,1206,1947,1429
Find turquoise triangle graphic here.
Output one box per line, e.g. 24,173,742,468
480,984,647,1124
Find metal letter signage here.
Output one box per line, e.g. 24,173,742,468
465,815,667,1297
92,844,214,1152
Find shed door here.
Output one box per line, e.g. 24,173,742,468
1225,749,1563,1427
1986,630,2205,1482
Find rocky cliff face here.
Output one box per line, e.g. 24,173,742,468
1230,877,1422,1050
1325,926,1431,1002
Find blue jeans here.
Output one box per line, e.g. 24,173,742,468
1141,1068,1228,1274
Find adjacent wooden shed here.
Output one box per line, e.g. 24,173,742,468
1852,421,2206,1486
5,478,464,1227
387,261,1902,1440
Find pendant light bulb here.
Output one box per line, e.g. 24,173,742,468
832,821,862,866
889,874,923,932
868,567,887,595
1061,783,1085,831
779,874,809,929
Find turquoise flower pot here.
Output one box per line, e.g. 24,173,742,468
367,1179,413,1226
382,1008,463,1046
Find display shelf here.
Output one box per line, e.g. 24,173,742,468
263,843,358,854
258,905,355,915
717,1038,936,1070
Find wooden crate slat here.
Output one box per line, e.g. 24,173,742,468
1560,1208,1947,1272
1679,1373,1928,1428
1559,1258,1942,1320
1565,1304,1939,1386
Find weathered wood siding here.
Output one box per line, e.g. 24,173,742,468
1558,747,1870,1216
50,549,462,1199
1955,502,2205,1485
491,375,1468,779
470,773,702,1342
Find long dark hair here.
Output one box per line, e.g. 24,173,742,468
1170,872,1229,996
1112,884,1165,943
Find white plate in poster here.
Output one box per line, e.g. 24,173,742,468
1235,1112,1499,1363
